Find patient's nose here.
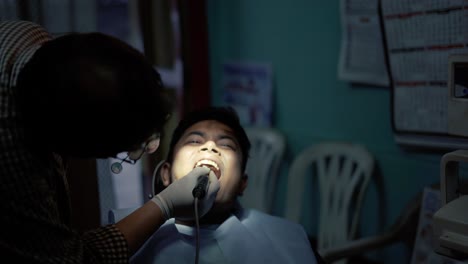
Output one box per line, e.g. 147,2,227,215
200,141,220,154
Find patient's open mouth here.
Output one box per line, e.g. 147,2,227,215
194,159,221,179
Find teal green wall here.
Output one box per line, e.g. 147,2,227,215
206,1,445,262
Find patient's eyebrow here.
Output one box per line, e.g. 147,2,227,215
183,129,238,144
218,134,236,142
183,131,204,137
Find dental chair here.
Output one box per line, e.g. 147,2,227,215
238,126,287,214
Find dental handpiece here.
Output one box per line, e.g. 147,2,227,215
192,174,210,199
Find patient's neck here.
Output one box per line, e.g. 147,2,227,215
176,205,235,227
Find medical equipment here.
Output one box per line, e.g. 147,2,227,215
433,54,468,261
193,175,209,199
192,173,211,264
433,150,468,260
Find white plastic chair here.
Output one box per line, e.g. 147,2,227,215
284,142,375,264
238,127,286,214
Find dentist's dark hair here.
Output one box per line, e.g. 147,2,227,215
17,32,173,158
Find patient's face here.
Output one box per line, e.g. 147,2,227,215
166,120,246,210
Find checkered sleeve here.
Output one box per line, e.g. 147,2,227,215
0,21,130,263
83,225,130,263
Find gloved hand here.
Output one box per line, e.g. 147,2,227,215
151,167,220,220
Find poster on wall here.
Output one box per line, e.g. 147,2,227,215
222,61,273,127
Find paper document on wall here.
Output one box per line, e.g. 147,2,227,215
383,0,468,134
338,0,390,87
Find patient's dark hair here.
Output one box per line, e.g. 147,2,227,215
166,106,251,173
16,32,173,158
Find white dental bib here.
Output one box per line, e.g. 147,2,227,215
131,208,317,264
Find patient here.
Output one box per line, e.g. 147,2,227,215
131,106,319,263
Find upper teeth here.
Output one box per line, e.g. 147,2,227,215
195,159,219,171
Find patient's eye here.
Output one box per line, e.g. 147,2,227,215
185,134,204,145
218,138,237,151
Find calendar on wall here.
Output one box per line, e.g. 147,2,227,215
381,0,468,150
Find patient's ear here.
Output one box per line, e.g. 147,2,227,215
160,162,172,187
237,173,248,196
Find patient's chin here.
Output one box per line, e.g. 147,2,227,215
211,200,236,214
